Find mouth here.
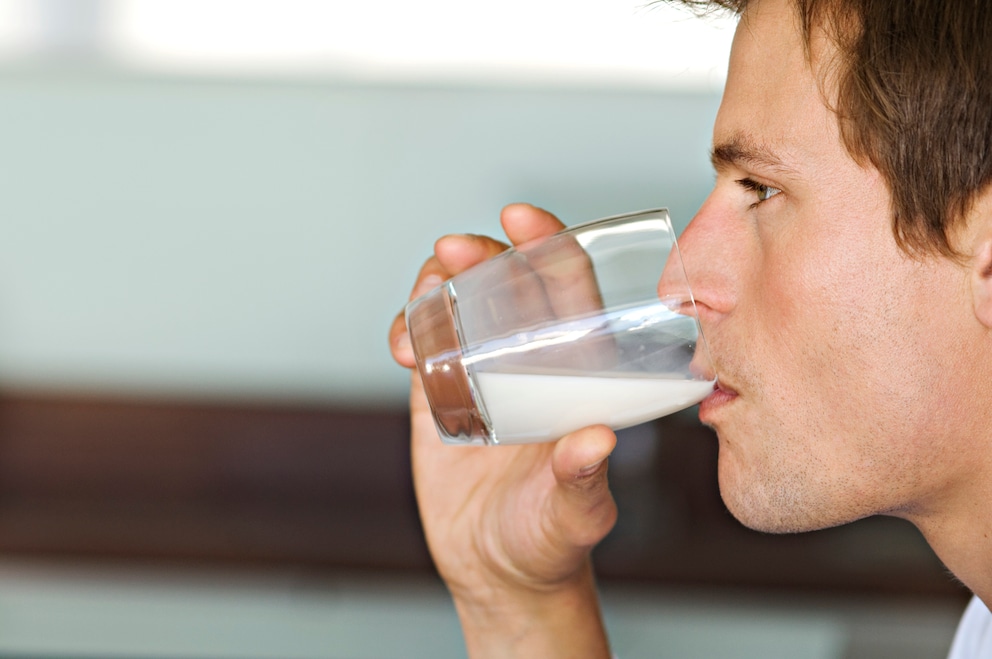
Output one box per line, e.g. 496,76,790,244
698,379,738,423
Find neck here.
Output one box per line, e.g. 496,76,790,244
910,467,992,606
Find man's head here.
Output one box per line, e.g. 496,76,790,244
671,0,992,544
677,0,992,258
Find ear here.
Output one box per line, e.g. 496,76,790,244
973,234,992,329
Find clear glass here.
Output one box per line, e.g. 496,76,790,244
405,208,715,446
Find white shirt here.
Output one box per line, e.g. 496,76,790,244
948,597,992,658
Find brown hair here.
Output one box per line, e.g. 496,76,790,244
671,0,992,258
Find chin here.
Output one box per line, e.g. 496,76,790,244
722,497,817,535
720,489,799,534
719,473,870,536
716,455,845,535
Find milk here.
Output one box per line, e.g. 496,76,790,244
473,371,715,445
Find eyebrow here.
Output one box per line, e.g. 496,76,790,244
710,133,799,177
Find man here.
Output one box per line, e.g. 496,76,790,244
389,0,992,656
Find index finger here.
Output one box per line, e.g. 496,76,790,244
500,203,567,246
390,232,513,369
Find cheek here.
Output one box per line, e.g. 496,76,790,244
743,224,906,436
760,241,957,456
746,238,838,382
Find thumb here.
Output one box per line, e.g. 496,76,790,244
549,425,619,549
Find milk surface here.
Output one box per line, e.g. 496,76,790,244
473,371,715,444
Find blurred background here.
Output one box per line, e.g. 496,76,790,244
0,1,969,657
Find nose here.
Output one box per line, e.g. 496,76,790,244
664,195,738,322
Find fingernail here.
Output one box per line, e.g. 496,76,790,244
577,458,606,477
396,332,411,353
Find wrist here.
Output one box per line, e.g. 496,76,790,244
450,559,611,659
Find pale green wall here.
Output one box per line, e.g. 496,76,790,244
0,66,720,405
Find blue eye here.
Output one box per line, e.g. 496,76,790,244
737,178,782,203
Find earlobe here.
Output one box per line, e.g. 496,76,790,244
973,237,992,329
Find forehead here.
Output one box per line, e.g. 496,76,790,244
714,0,841,172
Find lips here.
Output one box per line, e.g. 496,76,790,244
698,379,738,423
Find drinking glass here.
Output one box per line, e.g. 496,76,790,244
405,208,715,446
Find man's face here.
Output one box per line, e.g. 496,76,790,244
680,0,983,533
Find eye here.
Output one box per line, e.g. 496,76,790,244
737,177,782,204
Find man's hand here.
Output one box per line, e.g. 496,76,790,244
389,203,617,658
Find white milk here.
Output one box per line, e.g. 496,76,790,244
473,371,715,444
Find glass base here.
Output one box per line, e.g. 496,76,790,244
405,283,494,445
